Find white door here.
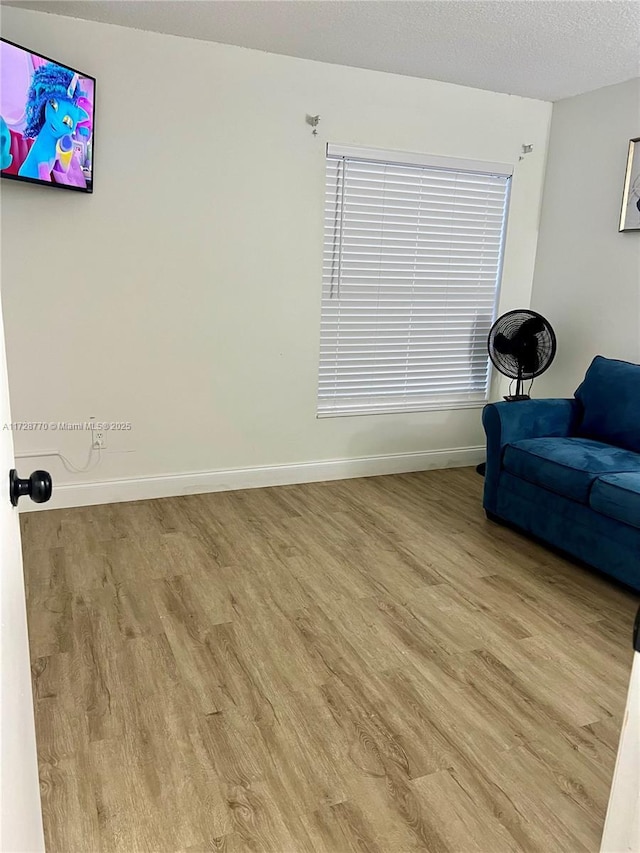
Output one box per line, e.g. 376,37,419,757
601,613,640,853
0,288,45,851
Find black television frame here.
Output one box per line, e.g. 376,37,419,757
0,36,96,194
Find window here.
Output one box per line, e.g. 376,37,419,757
318,144,512,417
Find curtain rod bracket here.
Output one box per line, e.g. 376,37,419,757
306,114,320,136
519,143,534,161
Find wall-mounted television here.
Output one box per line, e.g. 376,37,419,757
0,38,95,193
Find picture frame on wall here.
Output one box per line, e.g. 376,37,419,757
619,137,640,232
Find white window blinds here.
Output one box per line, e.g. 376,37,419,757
318,144,512,417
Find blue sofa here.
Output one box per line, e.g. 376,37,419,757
482,356,640,592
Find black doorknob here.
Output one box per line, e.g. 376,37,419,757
9,469,53,506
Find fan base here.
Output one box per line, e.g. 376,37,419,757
504,394,531,402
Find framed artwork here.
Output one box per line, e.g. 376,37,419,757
620,137,640,232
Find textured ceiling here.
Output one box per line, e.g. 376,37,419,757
3,0,640,101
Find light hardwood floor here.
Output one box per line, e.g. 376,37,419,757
21,467,638,853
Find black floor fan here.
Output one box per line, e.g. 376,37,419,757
476,309,557,476
488,309,557,401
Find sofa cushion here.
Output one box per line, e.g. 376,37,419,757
590,473,640,531
502,437,640,504
575,356,640,453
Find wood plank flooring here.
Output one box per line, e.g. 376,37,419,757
20,467,638,853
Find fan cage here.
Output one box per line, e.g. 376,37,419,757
488,309,557,381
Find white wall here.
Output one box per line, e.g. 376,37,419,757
531,78,640,397
0,7,551,507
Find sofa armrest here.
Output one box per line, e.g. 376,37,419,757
482,398,581,513
483,398,580,446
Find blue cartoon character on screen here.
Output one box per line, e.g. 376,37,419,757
0,116,13,171
18,62,90,183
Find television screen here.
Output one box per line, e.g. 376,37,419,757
0,38,95,193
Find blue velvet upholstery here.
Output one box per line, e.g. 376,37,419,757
575,356,640,453
495,472,640,591
590,473,640,531
503,437,640,504
482,356,640,592
482,398,580,514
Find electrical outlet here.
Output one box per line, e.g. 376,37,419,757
89,416,105,450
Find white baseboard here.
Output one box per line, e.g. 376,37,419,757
21,445,485,511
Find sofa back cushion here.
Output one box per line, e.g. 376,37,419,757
575,356,640,453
